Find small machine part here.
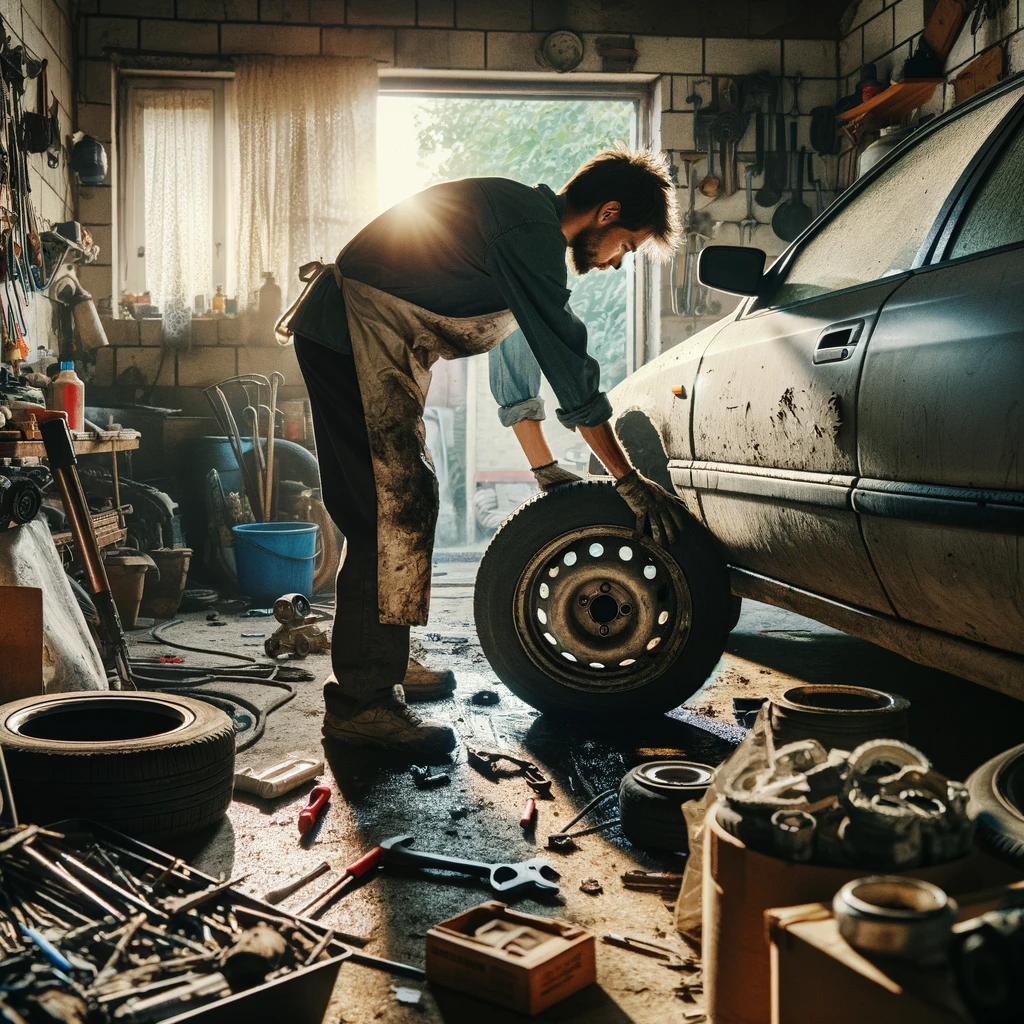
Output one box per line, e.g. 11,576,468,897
234,754,323,799
520,798,536,828
0,472,42,527
833,875,957,963
466,745,552,796
771,808,816,863
265,592,331,659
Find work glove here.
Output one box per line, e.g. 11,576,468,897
614,469,689,548
532,461,583,491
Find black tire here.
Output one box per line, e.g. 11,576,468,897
474,481,730,716
727,594,743,633
0,692,235,841
967,743,1024,866
618,761,715,852
770,684,910,749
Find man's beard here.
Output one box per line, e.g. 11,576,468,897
567,225,609,275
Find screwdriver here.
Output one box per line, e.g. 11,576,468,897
295,845,386,917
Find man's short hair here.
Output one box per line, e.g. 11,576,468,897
560,145,681,260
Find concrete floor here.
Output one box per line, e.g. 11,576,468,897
133,557,1024,1024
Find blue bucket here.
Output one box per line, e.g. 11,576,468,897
232,522,319,605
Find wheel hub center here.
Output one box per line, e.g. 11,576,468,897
588,594,619,624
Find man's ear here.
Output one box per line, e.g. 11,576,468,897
596,201,621,225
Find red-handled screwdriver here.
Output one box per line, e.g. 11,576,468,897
298,785,331,835
295,844,386,916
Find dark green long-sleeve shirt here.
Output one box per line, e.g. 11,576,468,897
286,176,612,429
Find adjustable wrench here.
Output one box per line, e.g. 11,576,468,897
379,835,560,897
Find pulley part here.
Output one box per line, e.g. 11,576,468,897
833,876,956,964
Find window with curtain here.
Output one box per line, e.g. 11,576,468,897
233,56,378,312
118,59,377,338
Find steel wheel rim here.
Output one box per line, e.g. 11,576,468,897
513,524,691,692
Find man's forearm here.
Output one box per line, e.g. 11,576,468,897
579,422,632,480
512,419,556,469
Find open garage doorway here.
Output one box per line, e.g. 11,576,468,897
376,91,638,551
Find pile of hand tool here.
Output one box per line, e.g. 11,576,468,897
0,823,422,1023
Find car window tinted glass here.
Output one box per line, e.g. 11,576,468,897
948,122,1024,259
773,85,1023,307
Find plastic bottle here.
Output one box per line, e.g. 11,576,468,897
51,361,85,432
212,285,225,314
258,272,282,319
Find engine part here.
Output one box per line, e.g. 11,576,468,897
0,472,42,526
771,808,816,862
833,876,957,963
769,684,910,749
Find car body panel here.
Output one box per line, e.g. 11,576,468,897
856,245,1024,653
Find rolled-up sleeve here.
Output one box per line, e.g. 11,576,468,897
489,329,546,427
485,223,612,429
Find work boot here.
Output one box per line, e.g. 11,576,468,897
401,658,456,702
322,686,457,755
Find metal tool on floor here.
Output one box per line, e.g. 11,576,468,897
264,861,330,905
295,844,389,917
547,789,620,852
265,592,331,659
466,745,552,797
298,785,331,835
379,834,561,897
39,417,135,690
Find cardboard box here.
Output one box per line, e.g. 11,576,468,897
425,901,596,1015
703,802,1022,1024
766,882,1024,1024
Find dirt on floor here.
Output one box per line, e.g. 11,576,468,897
132,555,1024,1024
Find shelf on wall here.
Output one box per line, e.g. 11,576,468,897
838,79,944,128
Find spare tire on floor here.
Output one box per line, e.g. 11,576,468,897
618,760,716,852
0,692,235,841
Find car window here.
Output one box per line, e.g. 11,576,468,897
947,122,1024,259
772,84,1023,307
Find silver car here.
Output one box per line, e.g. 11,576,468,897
475,73,1024,716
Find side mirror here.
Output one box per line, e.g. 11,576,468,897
697,246,767,296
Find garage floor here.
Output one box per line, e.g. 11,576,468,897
138,555,1024,1024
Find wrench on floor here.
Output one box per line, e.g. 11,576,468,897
379,835,561,897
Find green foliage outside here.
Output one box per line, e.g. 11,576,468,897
413,97,636,389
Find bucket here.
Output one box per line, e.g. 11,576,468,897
140,548,193,620
232,522,318,605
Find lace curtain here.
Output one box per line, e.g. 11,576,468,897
233,57,378,312
134,89,213,336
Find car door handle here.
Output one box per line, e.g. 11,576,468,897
812,319,865,364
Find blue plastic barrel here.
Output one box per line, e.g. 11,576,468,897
232,522,319,605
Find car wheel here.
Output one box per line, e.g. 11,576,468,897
474,481,731,716
966,743,1024,866
0,692,235,841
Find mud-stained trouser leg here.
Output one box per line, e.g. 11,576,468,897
293,335,410,713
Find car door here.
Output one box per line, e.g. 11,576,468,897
689,83,1024,612
856,83,1024,655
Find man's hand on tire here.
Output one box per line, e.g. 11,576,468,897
614,469,689,547
532,461,583,491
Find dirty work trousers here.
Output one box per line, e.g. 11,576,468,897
293,335,410,714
